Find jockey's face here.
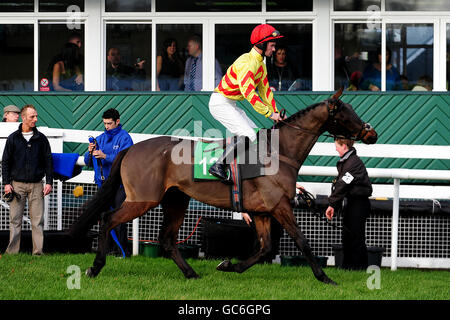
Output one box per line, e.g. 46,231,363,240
264,42,277,57
103,118,120,131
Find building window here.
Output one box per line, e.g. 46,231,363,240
106,24,152,91
156,0,261,12
269,23,312,91
105,0,151,12
386,24,433,91
156,24,202,91
335,23,433,91
267,0,312,11
216,23,312,92
39,0,84,12
39,24,84,92
447,25,450,90
334,0,380,11
0,1,34,12
335,23,380,91
214,24,254,89
0,25,34,91
386,0,450,11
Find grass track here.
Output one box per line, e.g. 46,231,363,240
0,253,448,300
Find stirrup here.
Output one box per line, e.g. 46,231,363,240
209,164,233,184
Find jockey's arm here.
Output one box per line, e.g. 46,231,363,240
237,62,276,118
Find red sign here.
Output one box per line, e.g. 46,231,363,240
40,78,49,87
40,78,50,91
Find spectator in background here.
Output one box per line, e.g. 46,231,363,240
184,35,222,91
2,105,53,256
2,105,21,122
156,38,185,91
325,138,372,270
83,108,133,256
360,47,400,91
106,47,146,91
47,42,84,91
346,71,362,91
67,32,82,49
412,75,433,91
400,75,410,90
267,46,296,91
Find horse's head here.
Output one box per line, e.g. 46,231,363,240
324,88,378,144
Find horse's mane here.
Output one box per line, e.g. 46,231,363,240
274,101,325,129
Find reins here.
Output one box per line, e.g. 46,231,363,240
295,189,352,234
276,100,372,141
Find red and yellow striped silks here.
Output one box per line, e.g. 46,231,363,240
215,48,278,118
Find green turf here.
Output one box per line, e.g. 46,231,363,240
0,253,448,300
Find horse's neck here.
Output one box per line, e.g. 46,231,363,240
279,104,328,167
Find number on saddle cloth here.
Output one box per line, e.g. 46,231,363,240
193,129,264,181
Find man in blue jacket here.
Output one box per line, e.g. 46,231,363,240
84,108,133,256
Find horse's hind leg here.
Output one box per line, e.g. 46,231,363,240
217,215,272,273
86,201,155,278
159,188,198,279
272,198,337,286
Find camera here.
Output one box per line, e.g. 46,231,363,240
3,191,21,203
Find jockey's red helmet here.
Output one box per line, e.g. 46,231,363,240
250,24,283,46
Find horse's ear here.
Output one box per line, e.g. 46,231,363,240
331,87,344,100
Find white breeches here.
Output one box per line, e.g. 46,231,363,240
209,92,258,142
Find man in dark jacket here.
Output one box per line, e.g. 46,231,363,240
106,47,146,91
2,105,53,255
326,138,372,270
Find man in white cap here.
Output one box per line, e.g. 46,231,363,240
2,105,21,122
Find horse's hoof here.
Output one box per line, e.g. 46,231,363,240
186,272,200,279
216,260,234,272
323,276,338,286
85,267,97,278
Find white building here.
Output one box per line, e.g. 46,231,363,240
0,0,449,92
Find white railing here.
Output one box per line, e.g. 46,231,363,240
1,124,449,269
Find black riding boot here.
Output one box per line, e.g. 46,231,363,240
209,136,248,182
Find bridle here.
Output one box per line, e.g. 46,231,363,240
273,99,373,172
276,99,373,142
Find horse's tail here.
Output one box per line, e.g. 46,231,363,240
68,147,130,239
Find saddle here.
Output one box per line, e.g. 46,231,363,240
193,136,266,212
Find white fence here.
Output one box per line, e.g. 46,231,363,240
1,123,449,269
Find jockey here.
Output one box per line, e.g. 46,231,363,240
209,24,286,181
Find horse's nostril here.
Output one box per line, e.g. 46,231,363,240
368,135,378,144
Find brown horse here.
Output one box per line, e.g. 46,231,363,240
69,89,377,286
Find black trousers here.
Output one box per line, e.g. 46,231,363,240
342,196,370,270
107,187,129,256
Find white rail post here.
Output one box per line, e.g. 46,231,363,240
57,180,63,230
391,178,400,271
132,218,139,256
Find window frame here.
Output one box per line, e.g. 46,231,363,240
1,0,449,92
331,0,443,91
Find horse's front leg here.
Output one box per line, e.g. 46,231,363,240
216,215,272,273
272,197,337,286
